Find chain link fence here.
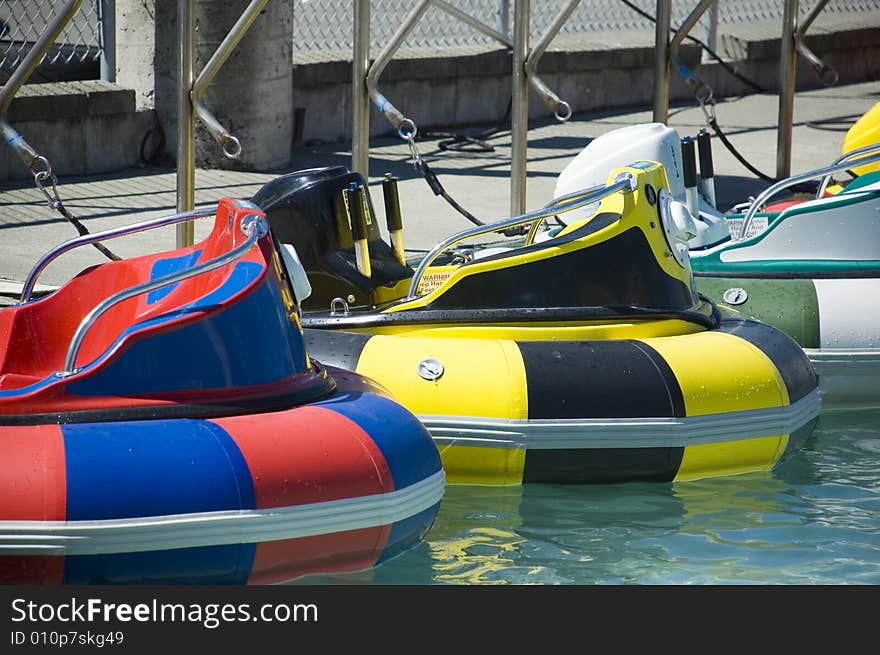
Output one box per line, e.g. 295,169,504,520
0,0,102,80
2,1,879,80
294,0,880,55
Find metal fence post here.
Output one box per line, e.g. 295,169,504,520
353,0,371,179
510,0,529,216
777,0,799,180
176,0,195,247
498,0,510,36
99,0,115,82
702,0,718,63
652,0,671,124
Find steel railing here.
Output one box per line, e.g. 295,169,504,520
407,171,637,299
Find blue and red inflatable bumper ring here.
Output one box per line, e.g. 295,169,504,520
0,197,444,584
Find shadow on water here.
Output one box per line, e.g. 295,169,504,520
293,410,880,585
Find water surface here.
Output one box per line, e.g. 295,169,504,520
294,410,880,585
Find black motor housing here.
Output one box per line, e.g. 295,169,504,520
251,166,413,311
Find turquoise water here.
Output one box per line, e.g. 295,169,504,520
295,410,880,585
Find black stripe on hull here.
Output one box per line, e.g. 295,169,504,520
716,318,818,403
517,340,686,419
0,376,336,426
523,447,684,483
303,328,370,371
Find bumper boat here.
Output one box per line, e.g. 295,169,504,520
0,198,444,584
554,123,880,411
253,161,821,486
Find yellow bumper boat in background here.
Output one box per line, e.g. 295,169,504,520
255,162,821,485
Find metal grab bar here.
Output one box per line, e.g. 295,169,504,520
407,172,637,299
738,149,880,240
19,207,216,304
58,215,269,377
190,0,270,159
817,142,880,197
0,0,83,173
363,0,572,137
366,0,433,136
796,0,837,86
523,0,578,122
669,0,716,108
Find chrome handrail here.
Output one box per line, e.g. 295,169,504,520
19,207,216,304
817,142,880,197
738,148,880,240
406,173,637,299
58,214,268,377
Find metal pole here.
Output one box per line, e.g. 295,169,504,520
99,0,116,82
0,0,83,115
176,0,195,246
352,0,371,178
510,0,529,216
777,0,799,180
365,0,431,135
435,1,510,43
702,0,718,63
525,0,579,121
0,0,82,171
670,0,715,57
498,0,510,36
652,0,672,124
190,0,270,159
796,0,837,85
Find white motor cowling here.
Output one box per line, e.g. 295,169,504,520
554,123,729,248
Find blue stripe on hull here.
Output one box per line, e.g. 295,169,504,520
62,419,256,521
62,543,256,585
313,391,441,490
147,250,203,304
68,264,308,396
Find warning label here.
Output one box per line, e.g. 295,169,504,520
417,271,453,295
726,215,769,241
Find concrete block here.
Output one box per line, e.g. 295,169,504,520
291,84,350,146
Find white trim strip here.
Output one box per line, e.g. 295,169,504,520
806,348,880,410
806,348,880,366
0,470,445,556
422,390,821,449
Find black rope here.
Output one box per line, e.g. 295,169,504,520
707,118,776,183
412,99,528,235
617,0,768,94
55,200,121,261
423,99,513,155
707,118,826,194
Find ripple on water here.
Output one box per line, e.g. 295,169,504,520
292,411,880,585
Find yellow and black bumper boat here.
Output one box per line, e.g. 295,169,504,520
253,162,821,485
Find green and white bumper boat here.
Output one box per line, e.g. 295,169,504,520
554,125,880,411
690,145,880,411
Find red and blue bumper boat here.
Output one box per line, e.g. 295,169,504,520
0,198,444,584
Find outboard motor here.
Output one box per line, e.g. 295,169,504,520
252,167,414,311
554,123,729,249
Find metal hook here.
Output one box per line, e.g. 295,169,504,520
222,135,242,159
404,130,422,168
32,161,63,211
397,118,417,141
554,101,572,123
698,94,717,127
